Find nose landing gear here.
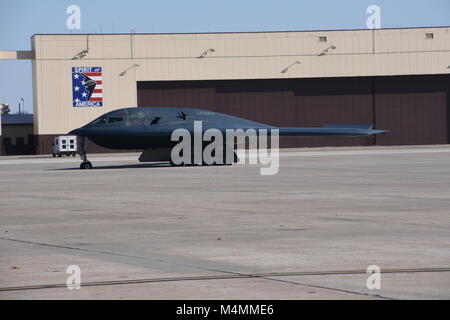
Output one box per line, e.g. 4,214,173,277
80,157,92,169
78,137,93,169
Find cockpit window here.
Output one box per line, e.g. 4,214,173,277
90,116,107,125
107,110,126,124
128,108,152,125
88,109,127,126
108,117,123,123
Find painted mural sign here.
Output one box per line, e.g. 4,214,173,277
72,67,103,107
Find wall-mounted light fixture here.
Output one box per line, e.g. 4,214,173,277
119,63,140,77
281,61,301,74
318,45,336,56
198,48,215,58
72,49,89,60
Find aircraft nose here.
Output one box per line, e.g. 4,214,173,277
69,128,85,136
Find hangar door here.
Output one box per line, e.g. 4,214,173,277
137,75,449,147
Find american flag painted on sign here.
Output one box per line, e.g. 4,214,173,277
72,67,103,107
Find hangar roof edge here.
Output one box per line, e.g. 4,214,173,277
1,114,34,125
30,26,450,37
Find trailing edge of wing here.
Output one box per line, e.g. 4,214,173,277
322,124,373,130
278,125,388,137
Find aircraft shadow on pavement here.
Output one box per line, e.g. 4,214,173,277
48,162,171,171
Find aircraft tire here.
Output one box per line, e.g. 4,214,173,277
80,162,93,169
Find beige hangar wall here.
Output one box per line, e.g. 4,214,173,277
31,27,450,135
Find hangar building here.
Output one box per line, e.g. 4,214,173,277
0,114,34,156
1,26,449,154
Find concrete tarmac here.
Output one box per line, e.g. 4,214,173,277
0,145,449,299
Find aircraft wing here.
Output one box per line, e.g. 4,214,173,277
278,124,388,137
205,123,387,137
71,123,387,138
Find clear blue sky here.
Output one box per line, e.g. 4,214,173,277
0,0,449,113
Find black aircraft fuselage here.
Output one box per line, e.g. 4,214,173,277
70,107,387,151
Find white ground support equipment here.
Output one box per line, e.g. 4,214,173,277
52,136,77,157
